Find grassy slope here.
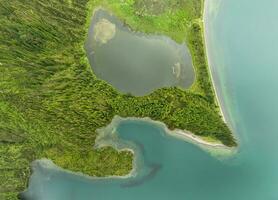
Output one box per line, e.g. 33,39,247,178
0,0,235,199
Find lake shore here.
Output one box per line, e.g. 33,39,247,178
86,8,195,96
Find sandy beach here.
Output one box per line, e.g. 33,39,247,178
99,116,231,150
203,0,227,124
173,129,226,148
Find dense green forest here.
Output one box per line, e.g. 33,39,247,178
0,0,235,199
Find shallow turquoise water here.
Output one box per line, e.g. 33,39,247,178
22,0,278,199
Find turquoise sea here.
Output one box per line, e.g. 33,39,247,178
22,0,278,199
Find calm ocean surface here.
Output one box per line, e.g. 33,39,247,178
22,0,278,199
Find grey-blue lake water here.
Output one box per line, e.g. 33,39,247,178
84,9,195,96
22,0,278,199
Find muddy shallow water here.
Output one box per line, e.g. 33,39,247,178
85,9,195,96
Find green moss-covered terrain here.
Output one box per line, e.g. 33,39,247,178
0,0,235,199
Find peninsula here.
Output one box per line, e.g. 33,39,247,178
0,0,235,199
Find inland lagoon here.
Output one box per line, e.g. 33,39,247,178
85,9,195,96
21,0,278,199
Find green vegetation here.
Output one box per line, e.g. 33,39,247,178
0,0,235,199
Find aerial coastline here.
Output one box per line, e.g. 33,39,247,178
0,0,236,198
100,116,235,150
4,0,278,199
203,0,227,124
84,0,236,146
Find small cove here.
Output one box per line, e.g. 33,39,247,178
85,9,195,96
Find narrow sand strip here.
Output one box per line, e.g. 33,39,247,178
203,0,227,124
174,130,226,148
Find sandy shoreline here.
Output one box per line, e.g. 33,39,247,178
27,114,234,186
203,0,227,124
99,116,232,150
173,129,226,148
